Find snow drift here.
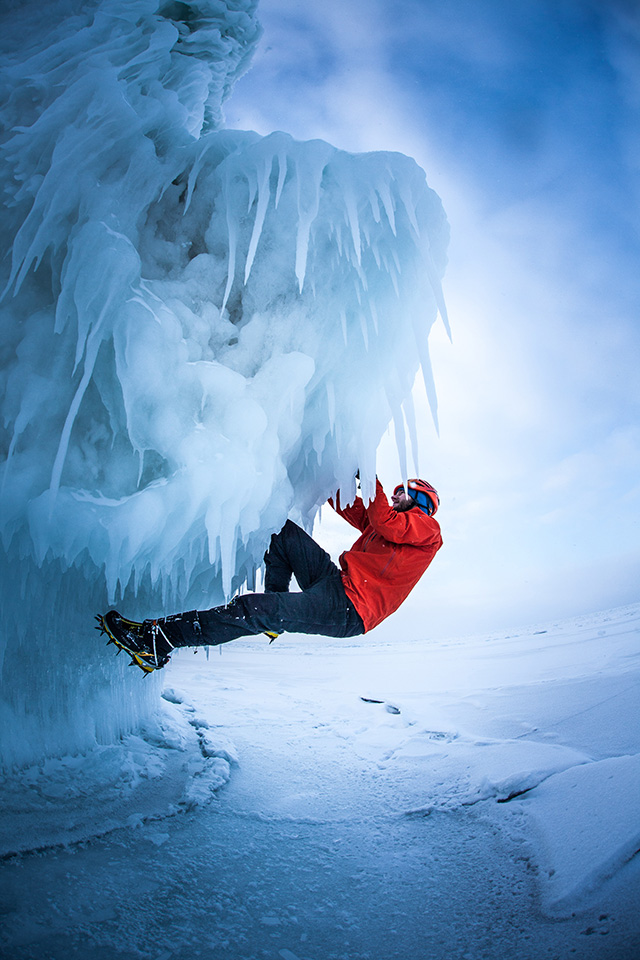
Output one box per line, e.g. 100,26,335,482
0,0,449,768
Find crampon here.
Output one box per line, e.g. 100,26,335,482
95,610,172,674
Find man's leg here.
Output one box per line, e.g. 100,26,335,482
264,519,337,592
100,604,256,671
147,574,364,655
104,522,364,669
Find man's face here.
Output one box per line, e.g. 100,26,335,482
391,486,414,512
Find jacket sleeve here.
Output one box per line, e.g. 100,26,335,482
328,491,369,532
365,479,441,545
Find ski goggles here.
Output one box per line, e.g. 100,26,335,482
393,483,435,515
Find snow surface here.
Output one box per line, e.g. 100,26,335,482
0,0,448,768
1,603,639,958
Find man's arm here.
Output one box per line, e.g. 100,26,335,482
328,489,369,532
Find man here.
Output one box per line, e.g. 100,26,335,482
97,478,443,673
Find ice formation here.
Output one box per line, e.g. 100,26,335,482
0,0,449,768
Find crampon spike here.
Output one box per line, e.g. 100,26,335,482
97,609,170,674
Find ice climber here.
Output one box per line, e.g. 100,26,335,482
97,479,443,673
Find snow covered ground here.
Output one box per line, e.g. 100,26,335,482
1,601,639,960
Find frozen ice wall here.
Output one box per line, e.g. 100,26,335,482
0,0,449,768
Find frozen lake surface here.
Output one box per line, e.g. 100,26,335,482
2,603,639,959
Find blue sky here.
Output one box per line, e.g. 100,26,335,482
226,0,640,635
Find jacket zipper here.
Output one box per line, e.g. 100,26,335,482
379,546,396,577
362,530,376,551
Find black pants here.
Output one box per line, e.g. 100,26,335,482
154,521,365,650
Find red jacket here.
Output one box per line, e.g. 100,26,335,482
331,479,443,632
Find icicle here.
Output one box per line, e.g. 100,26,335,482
293,142,333,293
275,149,287,207
397,179,421,239
393,404,408,486
380,251,400,297
219,511,239,600
369,188,381,223
423,244,452,341
221,181,238,313
403,390,420,477
343,184,362,267
49,323,104,501
421,354,440,436
326,380,336,434
339,307,348,345
410,317,440,435
375,179,396,235
244,153,273,283
295,218,312,293
185,135,224,214
369,301,379,335
246,165,258,213
359,312,369,350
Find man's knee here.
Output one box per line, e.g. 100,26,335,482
265,519,294,558
230,592,282,631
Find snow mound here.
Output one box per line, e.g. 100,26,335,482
514,753,640,914
0,692,235,857
383,735,591,811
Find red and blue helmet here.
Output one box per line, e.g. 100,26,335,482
393,479,440,516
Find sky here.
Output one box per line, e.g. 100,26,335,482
225,0,640,637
